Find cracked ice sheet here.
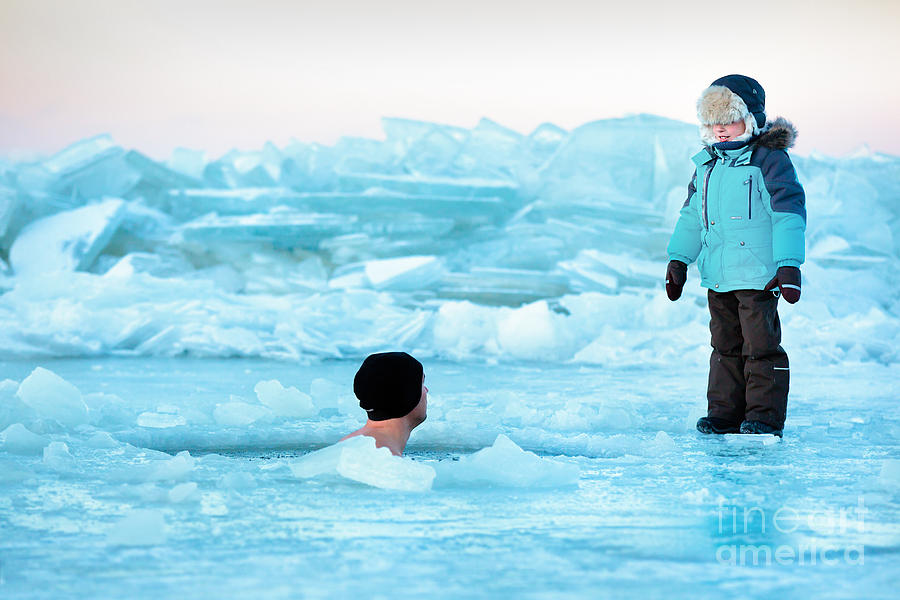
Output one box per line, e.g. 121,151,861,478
0,357,897,599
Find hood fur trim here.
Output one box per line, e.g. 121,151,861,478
697,85,751,125
754,117,798,150
697,85,761,145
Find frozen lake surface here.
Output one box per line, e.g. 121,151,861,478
1,357,898,599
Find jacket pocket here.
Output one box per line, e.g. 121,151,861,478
722,243,769,281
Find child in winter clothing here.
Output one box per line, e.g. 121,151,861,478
665,74,806,437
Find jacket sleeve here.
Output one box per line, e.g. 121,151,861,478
666,169,702,264
761,150,806,267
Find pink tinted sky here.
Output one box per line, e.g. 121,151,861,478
1,0,898,160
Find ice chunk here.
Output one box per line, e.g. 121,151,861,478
137,411,188,428
106,510,167,546
364,255,443,291
0,423,49,455
254,379,316,418
438,268,570,306
435,435,579,488
290,436,436,492
453,118,525,179
16,367,89,428
9,198,126,276
527,122,568,159
38,135,142,199
644,431,679,456
399,124,466,177
148,451,195,482
125,150,201,191
168,481,200,503
213,401,271,426
180,211,355,248
42,441,77,471
168,147,207,180
83,392,135,430
497,300,572,360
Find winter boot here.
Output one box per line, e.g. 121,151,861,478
740,420,783,437
697,416,741,435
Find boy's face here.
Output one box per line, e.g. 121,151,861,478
712,119,746,142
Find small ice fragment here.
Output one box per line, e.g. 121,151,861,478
42,441,76,471
0,423,49,455
363,255,443,291
168,482,200,503
436,434,579,488
254,380,316,417
213,402,271,426
644,431,679,455
137,412,187,428
148,451,195,482
16,368,88,428
106,510,167,546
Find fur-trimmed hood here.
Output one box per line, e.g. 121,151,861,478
753,117,798,150
697,76,766,145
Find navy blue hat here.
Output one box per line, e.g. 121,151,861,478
353,352,424,421
710,74,766,129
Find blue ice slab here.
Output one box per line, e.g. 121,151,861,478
537,114,697,208
25,134,143,200
180,212,356,248
166,188,514,225
437,267,571,305
452,118,525,179
124,151,202,191
337,171,519,200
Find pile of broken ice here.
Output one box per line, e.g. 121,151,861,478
1,115,898,365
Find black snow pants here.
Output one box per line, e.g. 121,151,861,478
706,289,790,429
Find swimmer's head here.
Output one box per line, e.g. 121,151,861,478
353,352,425,422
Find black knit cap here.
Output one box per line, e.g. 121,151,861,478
711,74,766,129
353,352,424,421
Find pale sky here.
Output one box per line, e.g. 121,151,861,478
1,0,898,160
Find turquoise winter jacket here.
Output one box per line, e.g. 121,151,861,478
666,118,806,292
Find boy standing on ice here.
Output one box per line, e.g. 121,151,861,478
665,74,806,438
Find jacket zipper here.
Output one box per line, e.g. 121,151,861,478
702,162,714,228
746,176,752,219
